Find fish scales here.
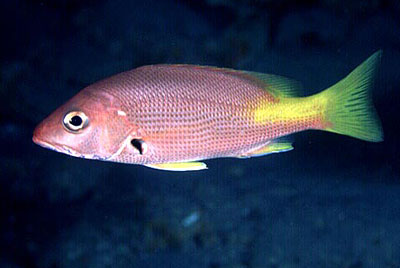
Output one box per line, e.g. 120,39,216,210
33,52,383,171
88,65,297,163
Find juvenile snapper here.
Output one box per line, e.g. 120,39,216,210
33,52,383,171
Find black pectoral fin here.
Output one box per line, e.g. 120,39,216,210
130,139,147,155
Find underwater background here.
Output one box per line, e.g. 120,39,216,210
1,0,400,267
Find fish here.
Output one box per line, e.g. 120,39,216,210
32,51,383,171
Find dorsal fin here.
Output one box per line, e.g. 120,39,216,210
242,71,303,98
162,64,303,98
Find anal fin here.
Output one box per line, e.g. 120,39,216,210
145,162,208,171
238,142,293,158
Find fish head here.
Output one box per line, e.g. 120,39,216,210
32,88,134,161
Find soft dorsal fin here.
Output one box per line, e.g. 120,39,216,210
242,71,303,98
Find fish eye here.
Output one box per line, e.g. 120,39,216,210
63,111,89,133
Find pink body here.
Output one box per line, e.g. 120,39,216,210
32,52,384,170
32,65,321,165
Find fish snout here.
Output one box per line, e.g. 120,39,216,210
32,121,45,145
32,120,57,150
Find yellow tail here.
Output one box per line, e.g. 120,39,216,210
317,51,383,142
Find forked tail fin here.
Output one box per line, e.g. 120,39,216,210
317,51,384,142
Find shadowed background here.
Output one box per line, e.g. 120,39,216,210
1,0,400,267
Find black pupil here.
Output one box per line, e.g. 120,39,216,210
70,115,83,127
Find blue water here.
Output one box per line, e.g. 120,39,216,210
1,0,400,267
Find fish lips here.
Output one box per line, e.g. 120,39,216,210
32,128,108,161
32,133,78,157
32,122,82,158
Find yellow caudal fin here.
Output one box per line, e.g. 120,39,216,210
318,51,384,142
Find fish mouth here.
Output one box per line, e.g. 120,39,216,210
32,125,88,158
32,137,58,152
32,136,109,161
32,136,82,157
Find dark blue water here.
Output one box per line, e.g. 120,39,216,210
1,0,400,267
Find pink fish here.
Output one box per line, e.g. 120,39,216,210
33,52,383,171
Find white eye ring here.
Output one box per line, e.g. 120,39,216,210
63,111,89,133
